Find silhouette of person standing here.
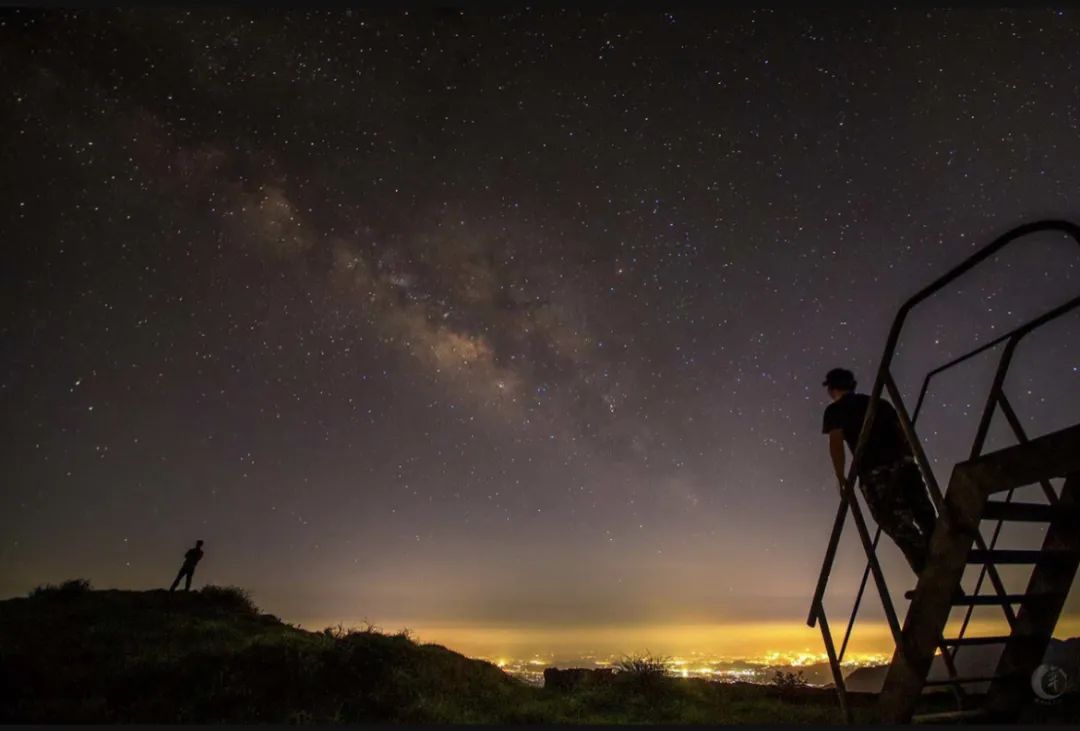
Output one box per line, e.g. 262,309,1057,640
169,540,204,592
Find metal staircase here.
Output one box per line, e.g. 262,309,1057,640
880,427,1080,722
806,219,1080,724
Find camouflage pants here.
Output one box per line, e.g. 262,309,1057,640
859,458,938,574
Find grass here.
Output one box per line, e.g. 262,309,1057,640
0,582,909,723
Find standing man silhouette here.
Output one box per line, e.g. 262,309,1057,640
169,540,205,592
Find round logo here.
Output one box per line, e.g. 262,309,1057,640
1031,664,1068,702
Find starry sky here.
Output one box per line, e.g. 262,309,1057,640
2,7,1079,661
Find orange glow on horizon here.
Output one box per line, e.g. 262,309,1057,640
292,614,1080,666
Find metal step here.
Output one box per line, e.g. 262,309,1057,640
951,591,1060,606
966,549,1074,564
954,422,1080,490
981,501,1061,522
940,635,1010,646
923,675,999,686
912,708,987,724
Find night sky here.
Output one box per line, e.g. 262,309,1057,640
2,8,1079,662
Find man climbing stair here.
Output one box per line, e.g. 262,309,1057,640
821,368,938,578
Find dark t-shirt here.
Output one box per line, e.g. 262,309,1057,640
183,547,204,566
822,392,910,473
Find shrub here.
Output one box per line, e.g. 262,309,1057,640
199,585,257,614
357,618,381,634
321,620,384,640
59,578,92,593
771,669,808,695
323,624,349,640
29,578,92,597
616,652,671,678
615,652,671,692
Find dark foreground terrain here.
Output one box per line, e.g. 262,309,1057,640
0,582,1072,724
0,582,863,723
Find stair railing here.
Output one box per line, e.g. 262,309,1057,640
842,296,1079,679
935,296,1077,663
806,219,1080,722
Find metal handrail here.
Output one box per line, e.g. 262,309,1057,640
808,219,1080,621
806,219,1080,721
911,295,1080,426
947,301,1077,656
810,222,1080,614
843,298,1079,668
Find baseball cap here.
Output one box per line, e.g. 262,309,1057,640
823,368,857,390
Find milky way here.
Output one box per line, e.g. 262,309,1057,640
2,8,1078,655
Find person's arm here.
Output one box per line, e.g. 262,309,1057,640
828,429,847,488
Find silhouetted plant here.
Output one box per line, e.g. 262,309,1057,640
323,624,350,639
771,669,808,696
616,652,670,677
29,578,91,597
615,652,671,694
199,585,256,614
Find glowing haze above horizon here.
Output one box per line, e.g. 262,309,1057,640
2,8,1079,664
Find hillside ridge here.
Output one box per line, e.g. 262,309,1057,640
0,582,853,724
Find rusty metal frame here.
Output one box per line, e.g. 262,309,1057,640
806,219,1080,722
944,297,1076,662
841,296,1079,665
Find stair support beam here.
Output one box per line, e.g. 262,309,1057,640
879,466,990,722
985,473,1080,721
951,423,1080,493
884,371,1015,626
996,393,1060,504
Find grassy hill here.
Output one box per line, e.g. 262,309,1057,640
0,581,857,724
